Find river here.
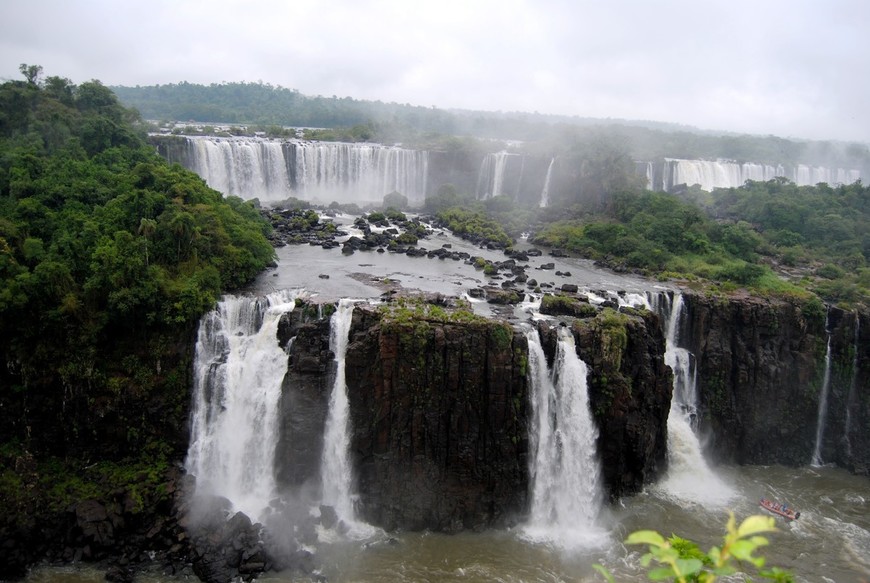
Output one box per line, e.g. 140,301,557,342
24,464,870,582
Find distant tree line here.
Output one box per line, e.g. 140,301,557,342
112,81,870,172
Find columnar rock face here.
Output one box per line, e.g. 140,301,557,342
271,300,675,530
538,309,672,501
342,305,530,531
275,305,334,489
842,311,870,475
680,290,870,472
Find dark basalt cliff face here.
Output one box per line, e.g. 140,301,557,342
343,306,530,532
273,300,672,531
574,310,672,499
680,290,870,473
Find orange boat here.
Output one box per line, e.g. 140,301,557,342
759,497,800,520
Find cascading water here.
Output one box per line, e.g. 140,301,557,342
294,142,429,204
812,311,834,466
523,326,607,549
653,159,861,192
321,299,360,526
476,152,515,199
175,136,429,203
539,157,555,208
651,292,733,505
186,289,302,521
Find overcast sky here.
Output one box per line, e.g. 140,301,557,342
2,0,868,143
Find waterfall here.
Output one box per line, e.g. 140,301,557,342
523,326,607,549
186,289,302,521
293,142,429,204
321,299,359,524
175,136,429,204
476,152,515,199
844,316,860,459
652,292,733,505
539,157,555,208
812,313,834,466
655,158,861,192
190,137,292,201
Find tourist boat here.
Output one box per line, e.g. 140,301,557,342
759,497,800,520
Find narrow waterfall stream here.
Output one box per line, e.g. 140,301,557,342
321,299,357,522
652,292,733,505
320,299,378,538
812,311,834,466
539,157,555,208
186,289,302,521
523,326,607,549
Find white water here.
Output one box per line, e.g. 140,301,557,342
523,326,607,549
182,136,429,203
186,289,302,521
658,158,861,192
476,152,516,199
653,292,734,505
321,299,361,527
812,325,834,466
539,157,555,207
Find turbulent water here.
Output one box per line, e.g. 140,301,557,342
185,289,303,521
524,327,607,550
28,464,870,582
652,292,735,506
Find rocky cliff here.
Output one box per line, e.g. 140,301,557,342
343,303,530,532
273,296,672,530
680,290,870,472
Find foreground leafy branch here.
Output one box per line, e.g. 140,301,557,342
596,513,793,582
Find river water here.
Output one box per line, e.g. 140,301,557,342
24,214,870,583
247,213,659,305
25,464,870,582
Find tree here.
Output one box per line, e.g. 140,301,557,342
383,190,408,210
138,217,157,266
19,63,42,85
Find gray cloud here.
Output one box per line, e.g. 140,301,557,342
2,0,869,142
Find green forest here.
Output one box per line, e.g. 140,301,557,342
0,66,275,514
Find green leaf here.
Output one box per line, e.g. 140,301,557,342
647,566,677,580
626,530,667,547
591,564,615,583
674,558,704,576
650,546,680,562
730,539,765,565
737,515,778,538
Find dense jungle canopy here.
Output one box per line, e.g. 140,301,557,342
0,66,275,462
